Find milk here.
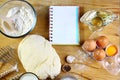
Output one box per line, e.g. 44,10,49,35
20,73,38,80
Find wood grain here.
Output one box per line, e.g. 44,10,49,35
0,0,120,80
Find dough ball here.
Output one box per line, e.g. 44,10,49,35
18,35,61,79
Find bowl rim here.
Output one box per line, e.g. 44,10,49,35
0,0,37,38
19,72,39,80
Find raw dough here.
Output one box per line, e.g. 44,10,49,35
18,35,61,79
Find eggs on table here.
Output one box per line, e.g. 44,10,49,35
82,36,118,61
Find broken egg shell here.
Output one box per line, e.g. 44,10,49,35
82,39,97,52
105,44,118,57
96,36,110,48
93,48,106,61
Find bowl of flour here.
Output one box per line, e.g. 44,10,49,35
0,0,37,38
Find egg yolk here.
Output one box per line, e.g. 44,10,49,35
106,45,117,56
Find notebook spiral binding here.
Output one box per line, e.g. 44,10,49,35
49,6,53,42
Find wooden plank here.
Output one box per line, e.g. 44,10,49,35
0,0,119,80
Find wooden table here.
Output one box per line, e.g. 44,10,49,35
0,0,120,80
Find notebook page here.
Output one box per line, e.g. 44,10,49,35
49,6,79,45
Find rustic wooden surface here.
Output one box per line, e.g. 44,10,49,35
0,0,120,80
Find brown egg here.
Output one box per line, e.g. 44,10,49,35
93,48,106,61
82,39,97,52
96,36,110,48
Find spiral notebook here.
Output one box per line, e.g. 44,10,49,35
49,6,80,45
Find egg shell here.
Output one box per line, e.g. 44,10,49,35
93,48,106,61
96,36,110,48
105,44,118,57
82,39,97,52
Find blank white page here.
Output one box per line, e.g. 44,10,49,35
49,6,80,45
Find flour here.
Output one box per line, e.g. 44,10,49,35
3,6,34,37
